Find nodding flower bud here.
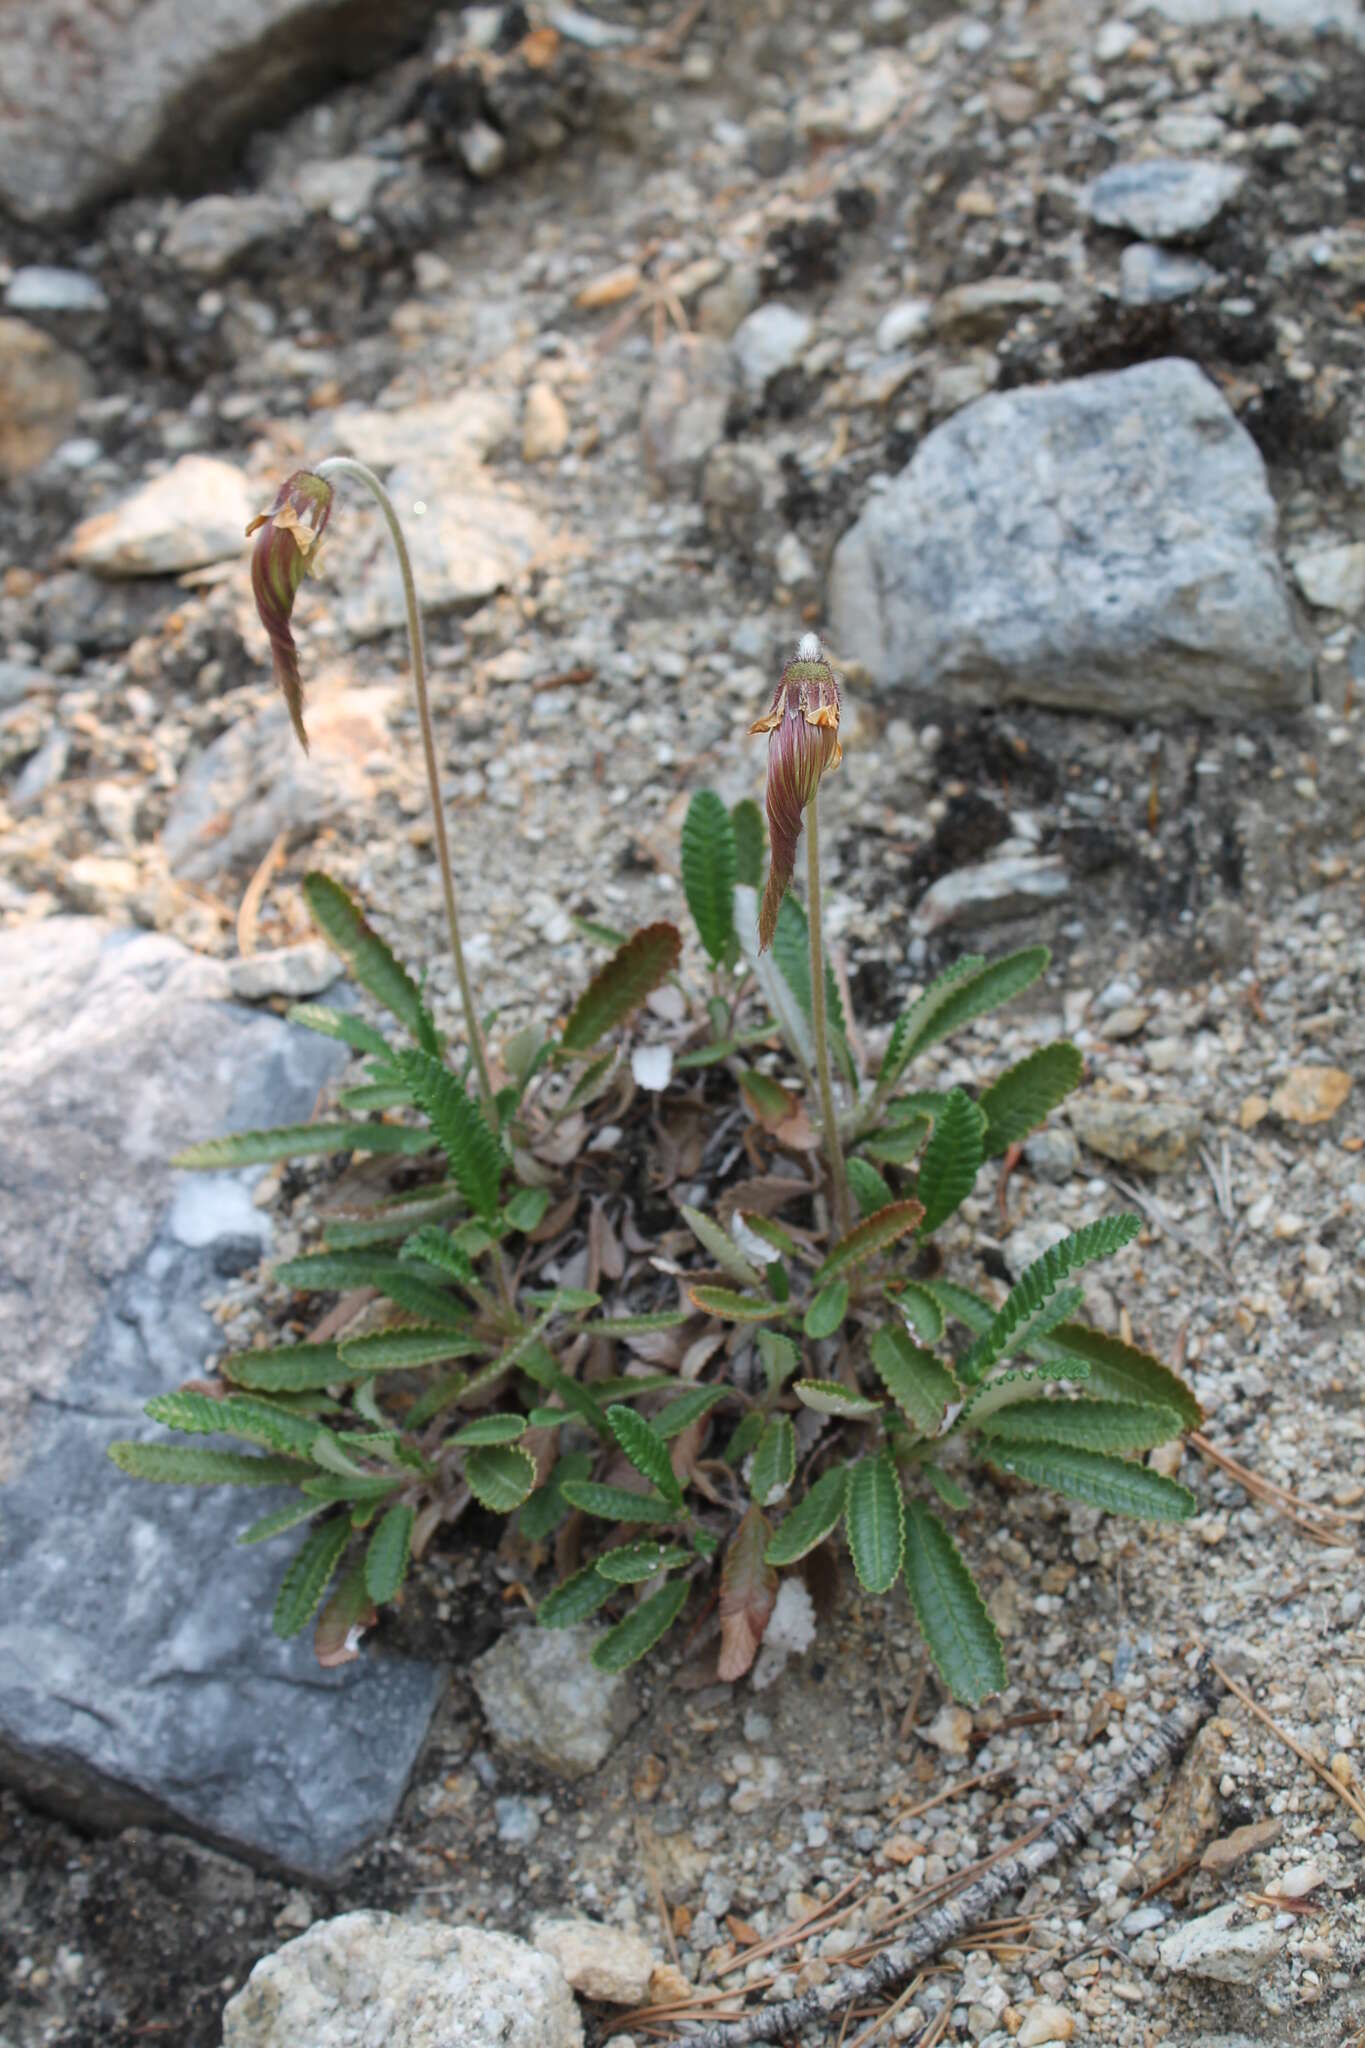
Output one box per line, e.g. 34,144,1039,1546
245,470,334,753
748,633,842,952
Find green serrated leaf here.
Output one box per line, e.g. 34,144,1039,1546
322,1187,466,1250
689,1286,779,1323
606,1404,682,1505
957,1362,1092,1430
985,1442,1197,1521
301,1473,404,1502
309,1429,367,1477
976,1398,1183,1453
503,1186,551,1233
396,1051,504,1223
400,1227,478,1290
560,923,683,1053
679,1204,765,1290
772,890,847,1042
878,956,986,1090
447,1414,527,1446
173,1122,433,1169
588,1311,690,1339
143,1391,318,1458
860,1118,932,1166
757,1328,801,1395
340,1330,486,1378
846,1156,894,1217
731,798,765,889
918,1278,996,1336
237,1498,321,1545
681,790,738,967
992,1284,1087,1366
869,1325,959,1436
922,1464,971,1512
220,1343,345,1392
538,1563,615,1628
287,1003,395,1061
273,1517,351,1638
338,1082,413,1113
560,1480,677,1525
812,1201,926,1286
915,1087,987,1238
845,1451,904,1594
803,1280,849,1341
893,1284,944,1344
722,1410,764,1465
273,1252,469,1328
889,947,1049,1080
749,1414,797,1507
652,1384,730,1438
980,1042,1084,1157
403,1371,470,1432
793,1379,883,1420
903,1501,1005,1705
1025,1323,1203,1429
594,1541,693,1584
364,1503,415,1603
108,1442,306,1487
464,1443,537,1513
519,1451,595,1543
959,1214,1142,1384
764,1465,849,1565
591,1578,690,1672
302,872,439,1054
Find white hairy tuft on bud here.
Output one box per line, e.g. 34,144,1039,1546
796,631,823,661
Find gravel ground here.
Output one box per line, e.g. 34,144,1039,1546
1,1,1362,2044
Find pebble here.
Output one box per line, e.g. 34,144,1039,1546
4,266,108,315
523,381,570,463
1017,2003,1076,2046
732,303,814,401
1158,1902,1287,1985
495,1797,542,1847
1081,159,1245,241
1292,541,1365,614
1024,1127,1081,1184
469,1625,640,1779
911,855,1071,934
226,944,341,1003
875,298,933,353
1069,1098,1203,1173
64,455,255,576
1119,244,1218,305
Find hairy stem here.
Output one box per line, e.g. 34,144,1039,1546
315,457,494,1110
805,796,853,1242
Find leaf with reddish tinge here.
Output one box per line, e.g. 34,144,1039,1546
718,1505,778,1682
560,923,682,1053
812,1201,926,1285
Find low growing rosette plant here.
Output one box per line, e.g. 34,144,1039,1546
109,467,1199,1700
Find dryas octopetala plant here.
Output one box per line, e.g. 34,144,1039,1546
109,467,1199,1698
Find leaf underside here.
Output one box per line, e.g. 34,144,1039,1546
561,923,683,1052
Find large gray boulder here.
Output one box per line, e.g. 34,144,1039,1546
0,0,443,225
828,359,1312,720
0,919,445,1877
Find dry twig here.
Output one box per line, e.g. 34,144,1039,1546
657,1663,1226,2048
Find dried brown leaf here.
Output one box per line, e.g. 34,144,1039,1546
717,1504,777,1682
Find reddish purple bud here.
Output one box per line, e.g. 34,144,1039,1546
245,470,334,753
748,634,842,952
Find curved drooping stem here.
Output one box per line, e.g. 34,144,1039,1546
805,794,852,1244
315,456,494,1112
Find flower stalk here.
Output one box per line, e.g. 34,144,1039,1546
805,794,853,1242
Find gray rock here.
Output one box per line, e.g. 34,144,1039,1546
494,1796,542,1847
1291,540,1365,613
4,266,108,315
470,1625,639,1779
292,154,391,224
64,455,255,576
0,661,48,708
1070,1098,1203,1174
745,107,796,178
911,855,1071,934
642,335,737,496
459,122,507,178
702,443,781,560
1147,0,1362,36
828,359,1311,719
162,194,301,278
1082,160,1245,242
733,303,814,402
531,1915,655,2004
222,1913,582,2048
0,920,444,1877
1119,244,1218,305
0,316,93,480
161,690,396,882
1158,1901,1287,1984
227,942,341,1002
0,0,448,225
1023,1127,1080,1184
875,298,933,353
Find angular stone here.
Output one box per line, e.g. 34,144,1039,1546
1147,0,1362,37
829,360,1311,719
223,1913,582,2048
470,1625,639,1778
227,942,342,1002
912,855,1070,933
1082,160,1245,241
531,1916,655,2004
732,303,814,402
0,316,93,479
66,454,256,576
0,920,444,1877
932,276,1065,339
523,381,570,462
1119,244,1218,306
1158,1901,1287,1985
4,266,109,315
162,194,302,278
1070,1098,1203,1173
1291,541,1365,614
0,0,449,226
